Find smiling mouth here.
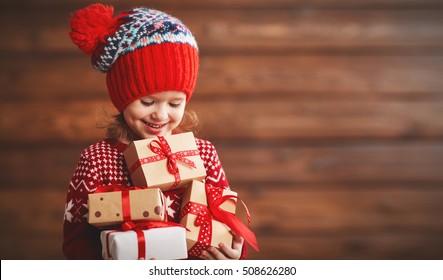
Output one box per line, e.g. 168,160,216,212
147,123,166,128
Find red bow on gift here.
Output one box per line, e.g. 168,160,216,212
149,136,197,174
181,184,259,257
129,135,200,189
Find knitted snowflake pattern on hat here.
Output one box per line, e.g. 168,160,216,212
95,8,198,73
71,4,198,73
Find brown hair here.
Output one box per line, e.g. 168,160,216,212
98,109,201,143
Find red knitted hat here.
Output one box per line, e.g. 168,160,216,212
69,4,199,112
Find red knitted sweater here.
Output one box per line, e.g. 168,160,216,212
63,138,246,259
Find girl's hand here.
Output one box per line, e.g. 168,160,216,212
200,232,244,260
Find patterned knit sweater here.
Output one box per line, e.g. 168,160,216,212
62,138,247,259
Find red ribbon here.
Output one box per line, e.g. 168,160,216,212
129,136,200,189
180,184,259,257
105,221,187,260
94,185,147,222
105,230,119,259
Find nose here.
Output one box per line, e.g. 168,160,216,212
151,103,168,121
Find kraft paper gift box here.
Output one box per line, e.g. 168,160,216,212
179,180,237,258
123,132,207,191
88,187,166,227
101,226,188,260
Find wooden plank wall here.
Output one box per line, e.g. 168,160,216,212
1,0,443,259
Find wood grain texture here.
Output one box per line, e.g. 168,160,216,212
2,233,442,259
0,0,442,260
1,143,442,188
1,100,443,143
1,188,442,259
2,56,443,100
4,0,443,10
247,233,443,259
2,10,443,53
6,188,443,237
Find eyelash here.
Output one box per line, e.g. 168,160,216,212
140,100,182,108
140,100,154,106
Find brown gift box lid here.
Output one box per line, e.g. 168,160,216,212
123,132,207,191
88,188,166,227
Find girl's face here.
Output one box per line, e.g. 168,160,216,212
123,90,187,139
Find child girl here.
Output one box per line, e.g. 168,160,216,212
63,3,246,260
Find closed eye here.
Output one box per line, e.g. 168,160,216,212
169,102,182,108
140,100,154,106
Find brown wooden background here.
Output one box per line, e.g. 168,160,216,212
1,0,443,260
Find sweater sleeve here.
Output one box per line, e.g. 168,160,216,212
197,139,229,189
62,152,103,260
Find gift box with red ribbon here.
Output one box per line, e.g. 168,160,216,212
124,132,207,191
88,185,167,227
101,222,188,260
179,180,259,258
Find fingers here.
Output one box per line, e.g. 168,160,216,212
201,243,242,260
231,231,244,252
200,248,218,260
200,232,244,260
201,246,229,260
219,242,241,259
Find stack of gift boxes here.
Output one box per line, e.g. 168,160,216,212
87,132,258,260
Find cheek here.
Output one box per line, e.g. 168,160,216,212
124,105,147,121
172,108,186,123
